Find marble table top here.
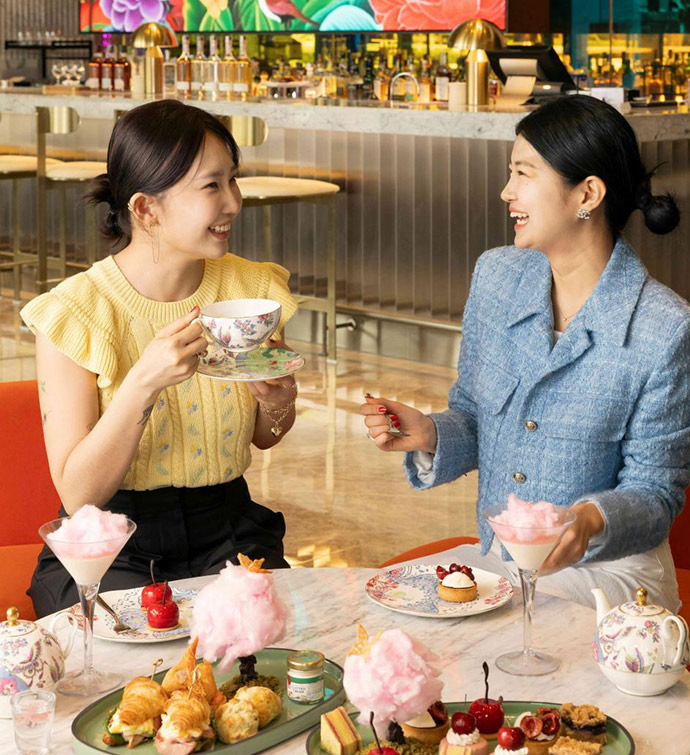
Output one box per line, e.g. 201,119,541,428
1,565,688,753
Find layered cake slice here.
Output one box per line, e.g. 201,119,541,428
320,706,362,755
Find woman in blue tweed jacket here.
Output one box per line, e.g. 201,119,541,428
362,96,690,611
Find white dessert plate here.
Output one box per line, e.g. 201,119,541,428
365,564,514,618
197,345,305,382
65,586,198,643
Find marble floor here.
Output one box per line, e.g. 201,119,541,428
0,291,479,569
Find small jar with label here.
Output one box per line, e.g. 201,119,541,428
287,650,325,705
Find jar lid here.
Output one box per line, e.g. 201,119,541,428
0,607,34,637
287,650,324,670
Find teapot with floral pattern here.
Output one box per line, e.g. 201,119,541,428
592,586,689,696
0,606,74,717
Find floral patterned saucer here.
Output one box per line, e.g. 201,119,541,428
197,346,305,382
66,587,198,643
365,564,514,618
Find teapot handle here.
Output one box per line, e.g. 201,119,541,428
48,611,75,659
662,615,689,667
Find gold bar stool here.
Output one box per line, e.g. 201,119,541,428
0,112,64,302
36,106,107,293
218,115,341,362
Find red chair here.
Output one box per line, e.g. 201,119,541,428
0,380,62,620
379,536,479,568
670,489,690,626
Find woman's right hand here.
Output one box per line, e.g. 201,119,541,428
131,306,208,395
360,395,437,453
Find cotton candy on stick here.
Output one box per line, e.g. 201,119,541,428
343,625,444,751
190,554,288,681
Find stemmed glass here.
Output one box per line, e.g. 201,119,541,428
483,502,576,676
38,517,136,696
64,64,79,85
51,62,65,86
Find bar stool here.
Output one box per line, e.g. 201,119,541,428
218,115,341,362
36,106,107,294
0,112,64,301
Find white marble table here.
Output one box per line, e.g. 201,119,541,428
1,566,688,754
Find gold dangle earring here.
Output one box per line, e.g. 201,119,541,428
149,221,160,264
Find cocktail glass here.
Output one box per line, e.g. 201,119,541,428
483,502,576,676
38,516,136,696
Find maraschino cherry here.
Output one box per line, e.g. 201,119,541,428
497,726,525,751
141,559,173,611
451,712,477,736
469,662,504,734
146,580,179,630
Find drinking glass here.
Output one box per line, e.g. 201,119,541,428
38,516,136,696
10,690,56,755
51,62,63,85
484,502,576,675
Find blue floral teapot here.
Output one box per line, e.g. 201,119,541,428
592,586,689,696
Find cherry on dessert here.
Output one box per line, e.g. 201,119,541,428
459,565,475,580
371,748,400,755
541,712,560,736
519,715,543,739
436,566,449,580
428,701,449,725
141,559,173,610
469,698,504,734
450,712,477,736
449,563,462,573
497,727,525,750
147,599,179,629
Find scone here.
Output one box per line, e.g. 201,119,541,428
401,702,449,744
436,565,478,603
234,685,282,727
559,704,607,745
320,706,362,755
548,737,602,755
214,698,260,744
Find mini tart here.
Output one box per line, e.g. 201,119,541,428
401,718,449,744
524,738,560,755
548,737,602,755
438,581,478,603
146,621,179,632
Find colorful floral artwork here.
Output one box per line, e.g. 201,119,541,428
80,0,505,32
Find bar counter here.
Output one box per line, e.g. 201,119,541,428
2,90,690,365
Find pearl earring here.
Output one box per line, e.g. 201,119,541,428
577,208,591,220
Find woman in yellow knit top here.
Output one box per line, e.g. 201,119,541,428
21,100,298,618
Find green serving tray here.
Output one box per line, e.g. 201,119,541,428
306,701,635,755
72,647,345,754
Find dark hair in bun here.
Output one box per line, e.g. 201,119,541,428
516,95,680,236
85,100,241,248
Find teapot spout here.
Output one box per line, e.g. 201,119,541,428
591,587,611,623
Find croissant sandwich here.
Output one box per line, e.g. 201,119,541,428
154,690,215,754
103,676,168,748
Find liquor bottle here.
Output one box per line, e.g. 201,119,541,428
403,59,417,102
233,35,253,100
373,57,390,101
205,34,221,99
418,57,432,103
175,34,192,97
85,50,102,90
219,35,235,99
435,51,451,101
191,35,206,98
113,44,130,92
101,44,114,91
361,54,374,99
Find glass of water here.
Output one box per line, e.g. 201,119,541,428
10,690,56,755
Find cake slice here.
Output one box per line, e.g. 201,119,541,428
559,704,607,745
320,707,362,755
548,736,602,754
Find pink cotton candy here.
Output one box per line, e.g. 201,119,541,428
190,561,288,671
491,494,562,543
46,504,130,557
343,629,443,729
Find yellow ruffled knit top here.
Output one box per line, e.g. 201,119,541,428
20,253,297,491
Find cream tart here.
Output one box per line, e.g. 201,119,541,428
401,701,449,744
436,564,477,603
514,709,561,755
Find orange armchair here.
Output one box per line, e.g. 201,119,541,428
0,380,62,620
670,489,690,626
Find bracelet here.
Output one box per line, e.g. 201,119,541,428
259,397,296,437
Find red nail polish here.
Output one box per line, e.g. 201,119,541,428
389,414,399,421
393,420,401,428
378,406,387,413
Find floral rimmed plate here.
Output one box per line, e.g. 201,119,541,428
197,346,306,382
65,587,198,643
365,564,514,618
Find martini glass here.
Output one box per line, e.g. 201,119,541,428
38,516,136,696
483,502,576,676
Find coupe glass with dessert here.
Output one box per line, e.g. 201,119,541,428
38,505,136,696
483,496,576,676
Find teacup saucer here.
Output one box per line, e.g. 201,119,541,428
197,346,305,382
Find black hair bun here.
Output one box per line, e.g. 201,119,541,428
642,192,680,235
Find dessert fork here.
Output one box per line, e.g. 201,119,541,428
96,595,132,633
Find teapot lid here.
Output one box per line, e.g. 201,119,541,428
620,587,665,617
0,607,35,637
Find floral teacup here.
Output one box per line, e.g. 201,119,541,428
196,299,282,354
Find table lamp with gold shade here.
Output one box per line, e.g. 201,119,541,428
131,22,178,96
448,18,505,109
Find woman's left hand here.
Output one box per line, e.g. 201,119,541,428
539,501,605,575
245,337,297,407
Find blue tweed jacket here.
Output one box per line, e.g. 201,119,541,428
405,237,690,563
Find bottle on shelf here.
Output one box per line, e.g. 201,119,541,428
435,51,451,102
113,42,131,92
373,57,390,101
101,44,114,91
233,35,253,99
219,35,235,99
175,33,192,97
191,34,206,98
162,50,176,94
404,59,418,102
418,57,432,103
85,49,102,90
206,34,221,99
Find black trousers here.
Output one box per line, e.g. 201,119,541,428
29,477,288,618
